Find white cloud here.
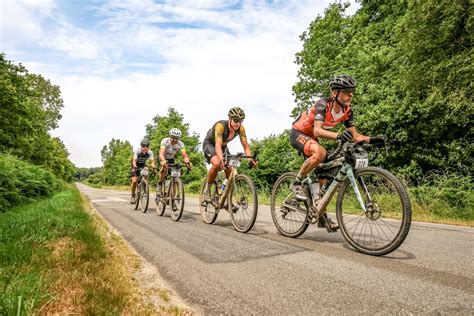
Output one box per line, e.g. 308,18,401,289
0,0,53,44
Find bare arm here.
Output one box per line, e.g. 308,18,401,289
159,146,166,163
214,123,225,163
181,149,190,164
313,121,339,140
240,138,252,157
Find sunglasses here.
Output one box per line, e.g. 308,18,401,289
339,88,355,93
141,145,149,148
232,118,243,124
170,137,179,141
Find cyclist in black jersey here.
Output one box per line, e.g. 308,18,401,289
130,139,156,204
202,107,258,202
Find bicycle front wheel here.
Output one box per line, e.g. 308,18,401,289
140,180,150,213
270,172,310,238
336,167,412,256
199,179,219,224
227,174,258,233
170,178,185,221
134,183,140,210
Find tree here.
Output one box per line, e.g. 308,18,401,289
0,53,75,181
101,139,132,185
145,107,207,183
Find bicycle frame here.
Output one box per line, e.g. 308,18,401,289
216,167,238,209
160,164,183,196
300,146,371,221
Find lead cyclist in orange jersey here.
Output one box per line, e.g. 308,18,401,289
290,74,385,231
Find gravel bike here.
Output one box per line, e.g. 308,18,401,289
134,166,150,213
155,163,190,221
199,152,258,233
270,141,411,256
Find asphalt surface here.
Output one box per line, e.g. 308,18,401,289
77,183,474,315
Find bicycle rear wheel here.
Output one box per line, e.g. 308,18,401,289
155,183,166,216
228,174,258,233
270,172,310,238
140,180,149,213
199,179,219,224
336,167,412,256
170,178,185,221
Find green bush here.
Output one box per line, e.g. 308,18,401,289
185,180,203,194
410,172,474,220
0,154,62,212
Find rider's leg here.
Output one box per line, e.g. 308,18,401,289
130,175,138,203
298,144,338,231
203,155,220,201
296,142,326,180
157,166,167,197
292,140,326,200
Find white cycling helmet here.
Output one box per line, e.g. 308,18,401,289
169,128,182,138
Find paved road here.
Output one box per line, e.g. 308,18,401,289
77,183,474,315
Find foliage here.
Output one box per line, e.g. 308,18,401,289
0,154,62,212
292,0,473,183
0,53,75,181
145,107,207,184
101,139,132,185
239,130,304,188
0,188,158,314
409,172,473,220
76,166,103,181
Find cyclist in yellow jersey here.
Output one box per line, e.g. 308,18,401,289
202,107,258,202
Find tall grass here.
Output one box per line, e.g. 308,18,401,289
0,188,158,314
0,154,62,212
408,173,473,222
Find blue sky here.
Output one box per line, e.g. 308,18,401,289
1,0,359,167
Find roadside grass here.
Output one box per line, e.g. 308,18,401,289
0,186,188,315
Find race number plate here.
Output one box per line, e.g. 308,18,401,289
171,170,181,177
141,169,149,176
354,151,369,168
228,159,241,167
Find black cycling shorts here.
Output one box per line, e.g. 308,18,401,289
290,128,318,157
203,140,230,164
130,163,146,177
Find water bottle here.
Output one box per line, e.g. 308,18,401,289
221,179,228,191
310,182,320,197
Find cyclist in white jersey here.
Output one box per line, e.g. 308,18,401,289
157,128,192,197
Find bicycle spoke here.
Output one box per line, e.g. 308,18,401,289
337,167,411,255
270,172,309,238
229,175,257,233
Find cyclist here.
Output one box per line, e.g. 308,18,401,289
130,139,156,204
156,128,192,199
202,107,258,203
290,74,385,231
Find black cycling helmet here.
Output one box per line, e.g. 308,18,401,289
329,74,357,90
228,107,245,120
140,139,150,147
